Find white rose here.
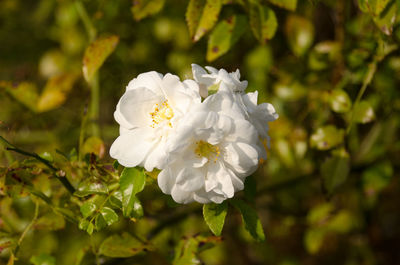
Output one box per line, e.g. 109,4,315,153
157,93,261,204
192,64,278,155
110,71,201,171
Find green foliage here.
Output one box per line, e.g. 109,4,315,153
203,202,228,236
0,0,400,264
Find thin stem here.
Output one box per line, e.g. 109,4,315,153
79,105,89,161
75,1,97,42
0,136,76,194
89,74,100,137
15,201,39,255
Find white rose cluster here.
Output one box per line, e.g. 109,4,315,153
110,64,278,204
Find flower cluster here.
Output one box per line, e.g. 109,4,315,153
110,65,278,204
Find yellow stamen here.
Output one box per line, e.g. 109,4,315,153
194,140,220,163
149,100,174,128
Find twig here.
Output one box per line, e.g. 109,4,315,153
14,200,39,255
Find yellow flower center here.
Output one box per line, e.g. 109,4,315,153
194,140,220,163
150,100,174,128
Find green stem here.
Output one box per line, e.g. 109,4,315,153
75,1,97,41
89,74,100,137
15,201,39,255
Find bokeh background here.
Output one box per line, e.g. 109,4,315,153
1,0,400,264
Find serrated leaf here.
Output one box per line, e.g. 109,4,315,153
329,89,352,113
30,253,56,265
100,207,118,226
36,73,78,112
231,199,265,242
268,0,297,11
354,101,375,124
99,233,151,258
285,15,314,57
119,167,146,218
321,148,350,194
249,4,278,44
131,0,165,21
207,15,247,61
83,35,119,82
186,0,222,42
310,125,345,150
80,201,97,218
203,202,228,236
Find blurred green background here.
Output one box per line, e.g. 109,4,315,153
1,0,400,264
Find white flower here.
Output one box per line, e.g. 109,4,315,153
192,64,278,156
110,71,201,171
157,93,261,204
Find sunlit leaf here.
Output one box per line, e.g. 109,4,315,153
36,73,78,112
249,3,278,44
82,136,105,158
119,167,146,218
100,207,118,226
74,179,108,197
131,0,165,21
310,125,344,150
321,148,350,194
231,199,265,242
373,1,397,35
186,0,222,42
83,35,119,82
30,253,56,265
268,0,297,11
329,89,352,113
99,232,151,257
173,235,221,265
203,201,228,236
80,201,97,218
207,15,247,61
285,15,314,57
3,81,39,112
308,41,341,70
304,228,325,254
353,100,375,124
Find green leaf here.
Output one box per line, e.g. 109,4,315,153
329,89,352,113
304,228,326,254
373,1,397,35
36,73,78,112
95,213,107,231
78,219,94,235
308,41,341,70
82,35,119,82
285,15,314,57
99,232,151,258
34,212,66,230
82,136,105,158
358,0,392,15
30,253,56,265
268,0,297,11
249,4,278,44
4,82,39,112
231,199,265,242
173,235,221,265
354,101,375,124
100,207,119,226
80,201,97,218
74,179,108,197
186,0,222,42
207,15,247,61
119,167,146,218
203,202,228,236
362,161,393,194
131,0,165,21
310,125,345,150
321,148,351,194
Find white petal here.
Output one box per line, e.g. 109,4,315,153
126,71,164,95
226,119,258,143
109,128,155,167
223,142,259,176
143,139,167,171
176,167,205,192
158,167,175,194
171,185,194,204
117,87,162,128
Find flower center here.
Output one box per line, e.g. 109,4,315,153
150,100,174,128
194,140,220,162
